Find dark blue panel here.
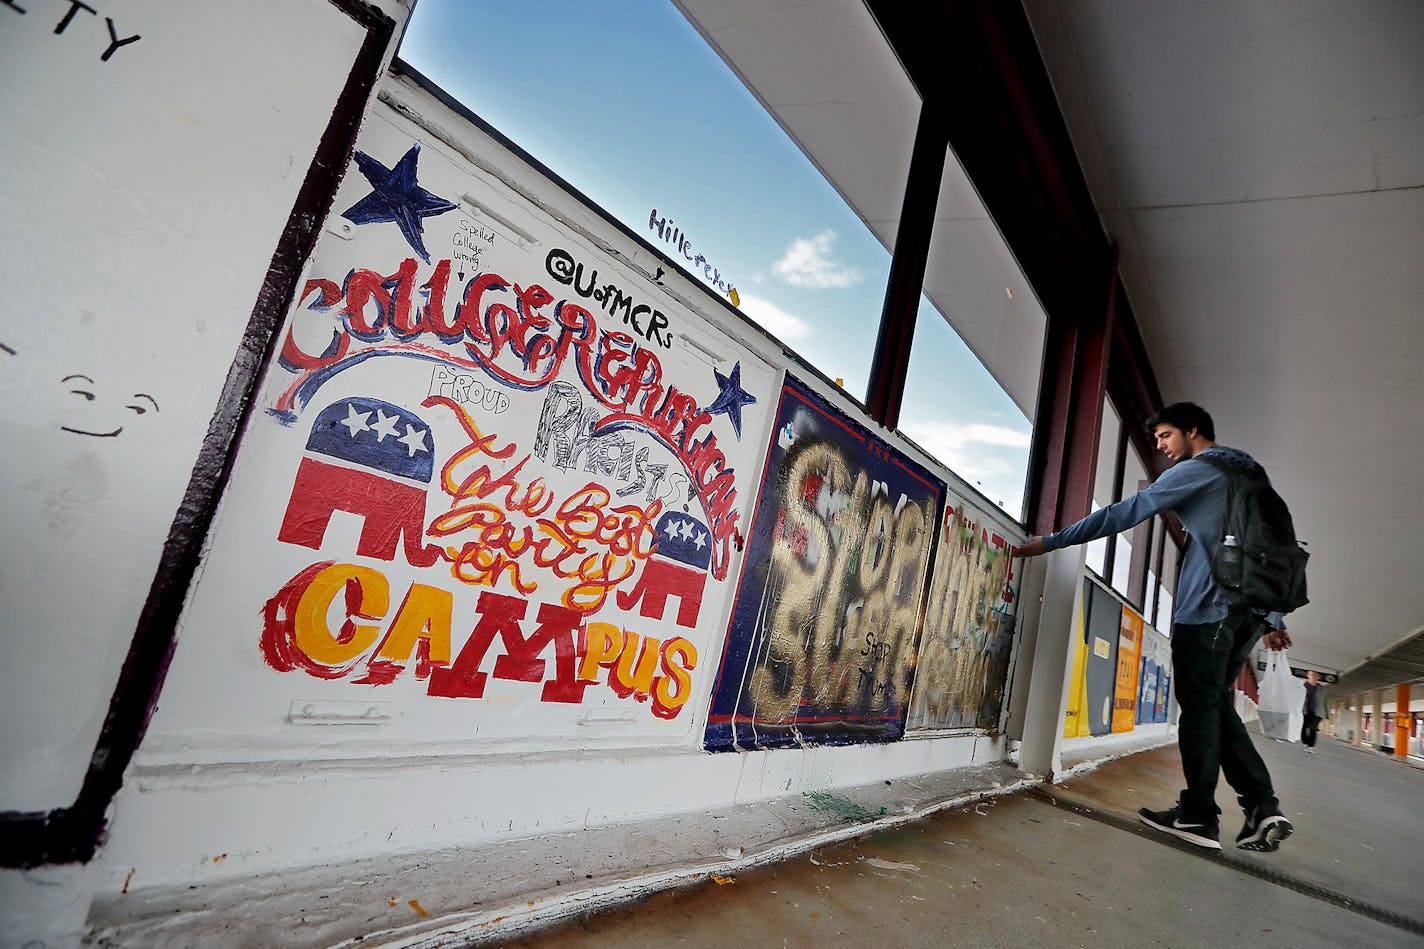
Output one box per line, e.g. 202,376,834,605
1083,580,1121,737
703,375,943,752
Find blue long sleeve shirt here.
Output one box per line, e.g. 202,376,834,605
1041,446,1286,628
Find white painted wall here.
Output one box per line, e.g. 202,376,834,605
0,0,372,813
1,4,407,946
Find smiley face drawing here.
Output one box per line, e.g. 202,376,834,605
60,373,159,438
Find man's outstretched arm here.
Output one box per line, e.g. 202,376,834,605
1016,484,1176,558
1017,457,1211,558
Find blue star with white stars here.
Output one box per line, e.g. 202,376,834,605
705,361,757,438
341,144,456,263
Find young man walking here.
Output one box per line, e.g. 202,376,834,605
1018,402,1295,852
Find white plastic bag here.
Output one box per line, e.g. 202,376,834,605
1256,651,1305,741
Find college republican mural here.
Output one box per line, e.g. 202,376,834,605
144,107,776,751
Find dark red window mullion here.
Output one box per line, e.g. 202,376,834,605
865,102,950,430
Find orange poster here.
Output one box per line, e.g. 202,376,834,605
1111,606,1145,732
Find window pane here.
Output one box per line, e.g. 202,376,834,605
1122,444,1151,604
1095,402,1121,506
1147,567,1161,627
902,147,1045,520
1158,532,1180,626
1161,530,1181,596
1146,514,1168,627
900,298,1033,517
1086,402,1121,575
399,0,894,396
1111,535,1133,597
1084,502,1106,576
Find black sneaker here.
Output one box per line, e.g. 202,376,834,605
1138,805,1222,850
1237,806,1294,852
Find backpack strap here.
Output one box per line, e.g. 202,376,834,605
1192,453,1240,562
1196,452,1268,482
1192,452,1236,493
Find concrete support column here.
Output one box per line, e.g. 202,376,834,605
1003,555,1046,741
1017,546,1086,778
1396,684,1412,758
1353,696,1365,747
1370,690,1384,748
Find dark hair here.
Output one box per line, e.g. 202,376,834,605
1146,402,1215,441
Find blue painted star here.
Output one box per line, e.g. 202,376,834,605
341,144,456,263
705,361,757,438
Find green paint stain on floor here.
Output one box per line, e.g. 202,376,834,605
804,791,879,824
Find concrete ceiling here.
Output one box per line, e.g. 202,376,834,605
1024,0,1424,677
675,1,1424,681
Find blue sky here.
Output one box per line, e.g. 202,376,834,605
399,0,1031,515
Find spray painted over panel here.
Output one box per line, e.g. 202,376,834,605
704,376,942,751
904,495,1018,731
141,103,776,755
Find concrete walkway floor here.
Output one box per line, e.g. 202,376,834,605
498,731,1424,948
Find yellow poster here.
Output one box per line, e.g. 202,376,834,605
1063,596,1091,737
1112,606,1145,733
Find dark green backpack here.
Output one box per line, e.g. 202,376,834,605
1198,455,1309,614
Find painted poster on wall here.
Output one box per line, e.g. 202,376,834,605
142,101,777,755
1111,605,1144,732
905,496,1018,731
1144,625,1172,723
1083,579,1121,736
1063,593,1091,738
1136,632,1159,724
703,375,942,751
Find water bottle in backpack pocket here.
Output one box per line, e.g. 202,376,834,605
1198,456,1309,614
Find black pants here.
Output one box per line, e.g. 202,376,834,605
1301,714,1321,747
1171,609,1278,819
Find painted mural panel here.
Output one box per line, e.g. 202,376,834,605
704,376,942,751
1136,632,1159,724
1063,594,1091,738
142,99,777,754
905,496,1019,731
1083,579,1121,737
1143,625,1172,723
1111,605,1144,732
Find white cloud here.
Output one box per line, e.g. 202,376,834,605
735,294,811,340
773,230,863,289
958,423,1032,449
899,419,1031,508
